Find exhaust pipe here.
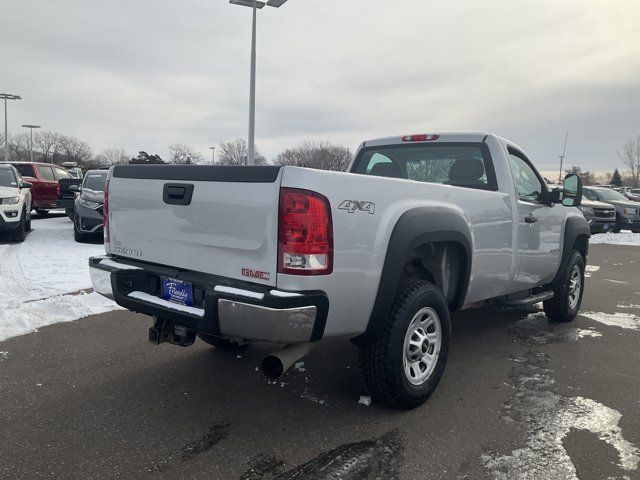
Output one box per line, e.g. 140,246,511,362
260,343,315,380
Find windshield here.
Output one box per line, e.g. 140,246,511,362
593,188,628,201
353,143,497,190
0,168,17,187
82,173,107,191
14,164,35,178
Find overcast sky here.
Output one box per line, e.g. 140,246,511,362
2,0,639,171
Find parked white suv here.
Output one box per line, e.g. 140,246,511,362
0,164,32,242
90,133,590,409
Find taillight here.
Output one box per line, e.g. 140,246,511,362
103,179,110,243
402,134,440,142
56,184,61,196
278,187,333,275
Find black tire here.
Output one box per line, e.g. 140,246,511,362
197,333,250,351
632,230,640,234
543,251,585,323
25,208,32,231
10,209,27,243
74,226,87,243
35,208,48,217
359,280,451,409
612,226,621,233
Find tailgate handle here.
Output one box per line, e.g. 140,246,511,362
163,183,194,205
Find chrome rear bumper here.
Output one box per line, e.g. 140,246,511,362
89,256,328,343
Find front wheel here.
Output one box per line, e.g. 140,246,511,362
544,251,585,322
359,280,451,409
612,226,622,233
74,225,87,243
10,208,27,242
35,208,48,217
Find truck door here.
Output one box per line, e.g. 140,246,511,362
508,148,563,287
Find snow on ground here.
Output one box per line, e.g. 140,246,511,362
590,232,640,246
0,216,121,342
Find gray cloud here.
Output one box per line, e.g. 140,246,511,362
2,0,639,171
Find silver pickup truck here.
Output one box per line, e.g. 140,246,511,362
90,132,590,409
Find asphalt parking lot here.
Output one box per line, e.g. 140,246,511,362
1,243,639,480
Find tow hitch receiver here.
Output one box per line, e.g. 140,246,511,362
149,317,196,347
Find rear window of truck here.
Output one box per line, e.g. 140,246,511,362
353,143,498,191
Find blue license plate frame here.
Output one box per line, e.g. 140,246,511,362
160,277,194,307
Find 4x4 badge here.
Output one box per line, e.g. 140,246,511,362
338,200,375,214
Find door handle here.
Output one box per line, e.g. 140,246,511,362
525,213,538,224
163,183,194,205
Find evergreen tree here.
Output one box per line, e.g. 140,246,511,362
611,168,623,187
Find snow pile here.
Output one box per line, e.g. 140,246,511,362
0,216,121,342
0,292,120,342
582,311,640,331
590,232,640,246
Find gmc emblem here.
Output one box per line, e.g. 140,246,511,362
242,268,270,281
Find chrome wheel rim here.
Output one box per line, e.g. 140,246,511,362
403,307,442,386
568,265,582,310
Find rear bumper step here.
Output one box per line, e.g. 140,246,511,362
89,255,328,343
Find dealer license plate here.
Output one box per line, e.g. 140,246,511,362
161,277,194,307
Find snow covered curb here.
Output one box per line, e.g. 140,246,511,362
0,216,122,342
590,232,640,246
0,292,121,342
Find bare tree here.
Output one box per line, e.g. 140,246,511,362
168,143,204,164
7,133,31,162
95,147,129,166
618,135,640,187
59,134,93,165
217,139,267,166
274,141,351,171
34,131,63,163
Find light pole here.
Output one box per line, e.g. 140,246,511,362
229,0,290,165
22,124,41,163
1,93,22,163
558,130,569,183
209,146,215,163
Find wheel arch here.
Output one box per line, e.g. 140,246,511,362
365,207,472,336
552,215,590,285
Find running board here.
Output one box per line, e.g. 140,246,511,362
497,290,554,308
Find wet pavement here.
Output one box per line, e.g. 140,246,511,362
1,244,639,479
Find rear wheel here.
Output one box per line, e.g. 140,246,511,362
544,251,584,322
197,333,250,351
612,225,622,233
35,208,48,217
359,280,451,409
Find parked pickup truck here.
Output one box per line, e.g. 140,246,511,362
90,133,589,409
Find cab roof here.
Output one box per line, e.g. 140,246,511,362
362,132,490,148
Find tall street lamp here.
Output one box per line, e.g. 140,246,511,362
209,146,215,163
22,124,41,163
229,0,290,165
1,93,22,162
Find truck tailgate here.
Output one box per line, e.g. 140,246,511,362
107,165,282,286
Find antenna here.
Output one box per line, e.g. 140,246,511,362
558,130,569,183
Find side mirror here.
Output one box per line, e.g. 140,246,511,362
562,174,583,207
69,184,80,193
20,181,33,189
